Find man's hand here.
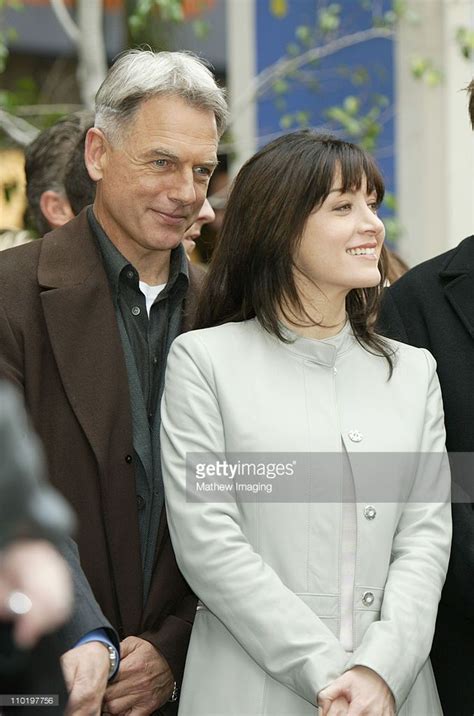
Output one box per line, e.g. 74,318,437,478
0,539,72,648
62,641,110,715
318,666,395,716
102,636,174,716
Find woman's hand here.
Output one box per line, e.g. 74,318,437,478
324,695,350,715
318,666,395,716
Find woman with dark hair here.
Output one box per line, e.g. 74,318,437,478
161,131,451,716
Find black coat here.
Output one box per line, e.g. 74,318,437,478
378,235,474,716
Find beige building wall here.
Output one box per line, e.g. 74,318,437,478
396,0,474,267
0,149,26,229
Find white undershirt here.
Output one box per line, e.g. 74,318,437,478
139,280,166,317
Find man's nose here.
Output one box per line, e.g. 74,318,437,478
168,170,197,206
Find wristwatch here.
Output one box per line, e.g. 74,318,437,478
106,644,118,679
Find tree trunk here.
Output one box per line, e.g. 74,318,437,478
76,0,107,110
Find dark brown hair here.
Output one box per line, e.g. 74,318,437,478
194,130,394,372
25,111,93,235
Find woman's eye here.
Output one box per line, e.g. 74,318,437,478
368,202,379,214
334,203,351,212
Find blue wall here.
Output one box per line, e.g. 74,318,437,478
255,0,395,195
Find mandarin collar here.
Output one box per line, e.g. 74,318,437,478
276,320,355,367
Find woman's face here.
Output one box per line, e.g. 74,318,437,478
294,172,385,302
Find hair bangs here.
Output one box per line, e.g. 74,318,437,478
336,143,385,203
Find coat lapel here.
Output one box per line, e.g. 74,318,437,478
38,210,143,629
440,235,474,339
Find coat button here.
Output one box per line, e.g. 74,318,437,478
348,430,363,443
125,454,133,464
131,306,141,316
364,505,376,520
137,495,145,510
362,591,375,607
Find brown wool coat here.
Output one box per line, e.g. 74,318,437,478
0,208,204,686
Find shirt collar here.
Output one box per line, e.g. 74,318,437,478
88,207,189,298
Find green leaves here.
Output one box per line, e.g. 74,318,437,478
456,26,474,60
318,3,341,34
0,0,23,73
410,56,442,87
279,110,311,130
192,18,210,40
325,94,388,151
128,0,184,37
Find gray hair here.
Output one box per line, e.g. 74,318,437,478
95,49,228,141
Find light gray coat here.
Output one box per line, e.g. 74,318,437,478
161,319,451,716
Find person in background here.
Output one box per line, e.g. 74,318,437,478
182,198,215,259
0,49,227,716
24,111,93,236
385,248,409,285
0,112,93,253
377,78,474,716
193,158,229,263
160,130,451,716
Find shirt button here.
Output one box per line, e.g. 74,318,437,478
125,454,133,464
364,505,376,520
333,367,338,374
131,306,140,316
137,495,145,510
362,591,375,607
152,356,158,365
348,430,363,443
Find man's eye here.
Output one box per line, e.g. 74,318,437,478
195,167,211,178
153,159,169,168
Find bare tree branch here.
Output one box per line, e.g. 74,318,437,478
49,0,80,44
230,26,393,124
0,109,39,146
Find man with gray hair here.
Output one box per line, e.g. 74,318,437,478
0,49,227,715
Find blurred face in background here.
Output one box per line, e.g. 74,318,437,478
182,198,215,257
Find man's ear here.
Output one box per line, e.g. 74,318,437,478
39,191,74,230
84,127,108,181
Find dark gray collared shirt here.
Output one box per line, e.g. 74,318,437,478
88,208,189,422
88,207,189,598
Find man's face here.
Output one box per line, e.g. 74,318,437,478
86,95,218,261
